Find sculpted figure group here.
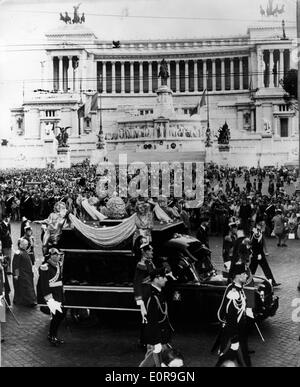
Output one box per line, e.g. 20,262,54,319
105,124,204,141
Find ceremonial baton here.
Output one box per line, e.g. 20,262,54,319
255,322,265,343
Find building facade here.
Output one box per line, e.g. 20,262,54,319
4,20,299,168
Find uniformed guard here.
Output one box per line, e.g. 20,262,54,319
0,254,6,343
139,268,174,367
37,248,66,346
133,237,156,324
215,263,255,367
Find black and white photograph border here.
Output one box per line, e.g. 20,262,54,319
0,0,300,369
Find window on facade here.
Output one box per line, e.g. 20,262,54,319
45,110,56,117
278,104,289,112
139,109,153,116
280,118,289,138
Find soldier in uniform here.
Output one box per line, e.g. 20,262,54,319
215,264,255,367
133,237,156,323
139,268,173,367
37,248,66,346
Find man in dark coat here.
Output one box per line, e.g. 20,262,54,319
37,248,66,346
196,216,214,273
139,268,173,367
250,225,280,287
12,238,37,307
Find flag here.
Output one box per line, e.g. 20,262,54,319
190,89,206,116
84,92,98,117
200,89,207,108
77,103,85,120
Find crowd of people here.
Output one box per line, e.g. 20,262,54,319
0,161,299,239
0,161,299,366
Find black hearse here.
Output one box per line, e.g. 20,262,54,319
59,220,278,322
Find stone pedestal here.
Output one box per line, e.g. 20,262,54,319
55,147,71,169
154,85,175,118
90,148,108,166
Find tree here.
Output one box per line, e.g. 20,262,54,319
281,69,298,110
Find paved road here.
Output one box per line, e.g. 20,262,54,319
1,222,300,367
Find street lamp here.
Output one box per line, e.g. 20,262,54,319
296,0,300,199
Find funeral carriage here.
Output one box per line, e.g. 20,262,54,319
55,198,278,324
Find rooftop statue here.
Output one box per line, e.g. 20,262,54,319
260,0,285,17
158,59,169,86
60,3,85,24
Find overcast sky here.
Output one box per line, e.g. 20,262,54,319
0,0,296,138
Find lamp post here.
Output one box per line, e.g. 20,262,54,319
296,0,300,199
97,74,105,150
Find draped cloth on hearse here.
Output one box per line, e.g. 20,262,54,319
68,214,137,248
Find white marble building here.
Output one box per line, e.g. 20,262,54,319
5,20,299,168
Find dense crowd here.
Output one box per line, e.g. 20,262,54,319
0,161,299,239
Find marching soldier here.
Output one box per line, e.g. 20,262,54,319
139,268,174,367
133,237,156,324
215,264,254,367
37,248,66,346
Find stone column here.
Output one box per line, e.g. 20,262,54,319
185,61,189,92
239,57,244,90
149,61,153,93
130,62,134,94
251,109,255,132
58,56,63,92
212,59,216,91
112,62,116,93
257,50,264,89
279,49,284,84
221,58,225,91
194,60,198,92
102,62,107,94
176,60,180,92
269,50,274,88
203,60,207,90
230,58,235,90
167,62,171,89
68,56,72,93
120,61,125,94
139,62,143,93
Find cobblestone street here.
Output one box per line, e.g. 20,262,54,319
1,222,300,367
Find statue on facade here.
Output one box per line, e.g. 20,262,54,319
260,0,285,17
60,12,72,24
158,59,169,86
80,13,85,23
205,127,212,147
56,126,70,147
72,3,81,24
217,122,231,145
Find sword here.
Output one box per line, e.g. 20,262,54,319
3,298,21,326
254,322,265,343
